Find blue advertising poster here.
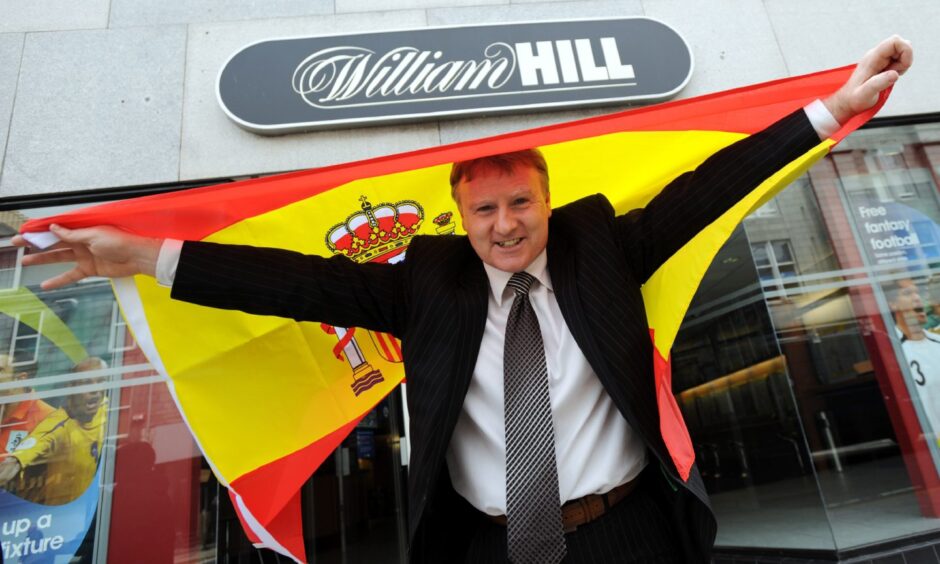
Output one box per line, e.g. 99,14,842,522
851,199,940,449
0,466,100,563
852,200,940,266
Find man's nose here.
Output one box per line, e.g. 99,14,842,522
494,206,517,234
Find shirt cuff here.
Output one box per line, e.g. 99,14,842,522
804,99,841,140
156,239,183,287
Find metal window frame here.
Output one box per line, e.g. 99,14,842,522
9,309,45,366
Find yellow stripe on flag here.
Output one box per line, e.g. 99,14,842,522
643,139,835,354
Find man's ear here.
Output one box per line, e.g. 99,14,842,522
454,185,468,230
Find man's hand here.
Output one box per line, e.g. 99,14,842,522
12,225,163,290
824,35,913,125
0,457,21,486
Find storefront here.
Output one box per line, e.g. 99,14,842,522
0,2,938,562
676,119,940,562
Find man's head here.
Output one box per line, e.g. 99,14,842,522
450,149,552,273
64,357,106,424
887,277,927,339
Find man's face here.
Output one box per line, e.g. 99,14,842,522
892,279,927,326
65,380,102,423
455,164,551,273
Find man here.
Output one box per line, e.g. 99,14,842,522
888,277,940,441
0,356,53,460
13,37,912,562
0,357,108,505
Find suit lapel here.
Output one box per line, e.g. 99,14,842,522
547,227,611,386
547,218,649,443
443,250,489,440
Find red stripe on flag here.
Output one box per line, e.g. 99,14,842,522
231,489,306,561
229,408,373,526
375,331,394,362
650,329,694,481
21,66,880,242
390,336,403,361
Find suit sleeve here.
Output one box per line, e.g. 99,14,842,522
171,241,410,337
615,108,821,283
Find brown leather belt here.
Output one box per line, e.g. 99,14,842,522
487,477,638,533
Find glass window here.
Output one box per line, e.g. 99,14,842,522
0,245,22,291
751,240,799,297
0,200,410,563
675,120,940,554
107,303,136,354
9,310,44,366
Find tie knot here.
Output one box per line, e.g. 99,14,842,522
507,271,536,296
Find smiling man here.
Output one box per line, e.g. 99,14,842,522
452,151,552,273
12,36,913,563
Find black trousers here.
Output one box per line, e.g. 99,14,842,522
464,467,683,563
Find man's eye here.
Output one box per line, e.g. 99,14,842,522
513,198,530,206
476,205,494,213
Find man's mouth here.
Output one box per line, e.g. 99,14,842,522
495,238,522,248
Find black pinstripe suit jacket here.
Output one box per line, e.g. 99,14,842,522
173,108,819,563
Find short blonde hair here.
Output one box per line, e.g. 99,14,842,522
449,149,549,202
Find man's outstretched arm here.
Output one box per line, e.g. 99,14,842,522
616,35,913,283
12,225,411,336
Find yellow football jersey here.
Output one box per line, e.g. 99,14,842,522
11,399,107,506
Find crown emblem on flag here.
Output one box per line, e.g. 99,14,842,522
325,196,424,264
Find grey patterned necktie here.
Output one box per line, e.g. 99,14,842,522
504,271,567,564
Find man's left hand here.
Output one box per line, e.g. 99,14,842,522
824,35,913,125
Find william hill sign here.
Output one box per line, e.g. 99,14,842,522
217,18,693,135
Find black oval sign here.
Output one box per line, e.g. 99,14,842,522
217,18,693,135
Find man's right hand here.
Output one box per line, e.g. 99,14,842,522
12,225,163,290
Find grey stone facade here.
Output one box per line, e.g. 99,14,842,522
0,0,936,196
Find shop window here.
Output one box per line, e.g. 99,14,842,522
0,199,410,564
108,301,136,353
751,239,799,296
9,309,44,365
675,120,940,555
0,245,22,291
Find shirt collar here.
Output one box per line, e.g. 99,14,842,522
482,249,553,307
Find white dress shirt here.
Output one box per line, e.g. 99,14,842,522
154,102,843,516
446,250,646,515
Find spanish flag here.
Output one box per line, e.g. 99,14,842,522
20,66,886,562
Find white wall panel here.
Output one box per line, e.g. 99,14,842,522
1,28,186,196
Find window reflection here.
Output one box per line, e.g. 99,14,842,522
676,121,940,552
0,208,217,563
0,204,409,563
